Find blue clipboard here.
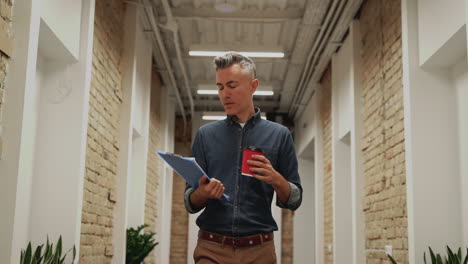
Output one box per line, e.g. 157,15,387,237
157,151,230,201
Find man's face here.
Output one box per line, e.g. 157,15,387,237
216,63,258,118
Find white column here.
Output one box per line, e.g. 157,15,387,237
453,60,468,247
313,89,325,264
157,88,175,264
293,91,316,264
113,5,138,263
463,0,468,244
349,20,365,264
294,157,315,264
0,0,40,262
402,0,463,262
331,25,353,264
28,0,95,258
187,112,204,264
126,8,152,229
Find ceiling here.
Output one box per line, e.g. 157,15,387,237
139,0,363,120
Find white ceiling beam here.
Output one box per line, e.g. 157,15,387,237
170,7,303,19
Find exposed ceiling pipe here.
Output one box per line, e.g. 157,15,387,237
293,0,363,119
140,0,187,127
291,0,347,117
160,0,195,118
289,0,345,118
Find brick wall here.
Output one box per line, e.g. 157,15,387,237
360,0,408,263
144,72,163,264
281,209,294,264
170,117,190,264
0,0,13,158
80,0,125,263
320,65,333,264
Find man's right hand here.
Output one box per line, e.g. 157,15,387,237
189,175,225,207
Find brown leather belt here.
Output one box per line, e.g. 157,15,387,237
198,230,273,248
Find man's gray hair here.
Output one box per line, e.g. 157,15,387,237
213,52,257,79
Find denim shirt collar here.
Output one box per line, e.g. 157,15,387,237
226,107,262,126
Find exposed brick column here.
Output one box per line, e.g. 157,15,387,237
360,0,409,263
80,0,125,263
169,117,191,264
320,65,333,264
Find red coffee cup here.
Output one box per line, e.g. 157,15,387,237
241,146,264,177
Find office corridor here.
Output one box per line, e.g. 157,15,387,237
0,0,467,263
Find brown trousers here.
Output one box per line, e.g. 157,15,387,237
194,238,277,264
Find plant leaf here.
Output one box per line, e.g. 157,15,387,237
463,248,468,264
429,247,437,264
24,242,32,264
54,236,63,263
436,254,443,264
72,246,76,262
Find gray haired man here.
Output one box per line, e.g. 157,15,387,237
184,52,303,264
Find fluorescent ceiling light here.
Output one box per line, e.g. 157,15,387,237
254,91,274,96
202,112,267,121
197,84,274,96
189,51,284,58
197,90,274,96
202,115,226,121
197,90,218,95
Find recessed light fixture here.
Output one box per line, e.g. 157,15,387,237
189,51,284,58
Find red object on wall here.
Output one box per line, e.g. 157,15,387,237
241,146,264,177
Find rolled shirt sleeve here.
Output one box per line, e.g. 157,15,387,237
184,187,205,214
276,182,301,210
275,127,303,211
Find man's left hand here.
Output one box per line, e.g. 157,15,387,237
248,154,291,204
248,155,285,187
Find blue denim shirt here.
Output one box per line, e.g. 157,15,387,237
184,108,302,237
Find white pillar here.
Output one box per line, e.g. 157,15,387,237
126,6,152,229
464,0,468,244
402,0,463,262
112,5,138,263
157,88,175,264
294,157,315,264
313,88,325,264
28,0,95,258
349,20,365,264
331,26,353,264
0,0,40,262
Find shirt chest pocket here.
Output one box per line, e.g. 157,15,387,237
259,147,279,169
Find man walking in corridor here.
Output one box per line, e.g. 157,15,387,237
184,52,303,264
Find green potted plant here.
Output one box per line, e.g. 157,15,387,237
387,246,468,264
20,236,76,264
126,224,158,264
